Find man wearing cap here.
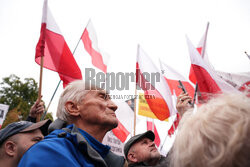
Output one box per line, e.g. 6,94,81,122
124,130,169,167
18,80,127,167
0,119,51,167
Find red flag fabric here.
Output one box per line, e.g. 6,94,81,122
111,101,134,143
186,37,238,102
35,0,82,86
147,121,160,147
136,45,175,121
80,20,108,73
168,113,180,137
112,120,130,143
160,61,195,98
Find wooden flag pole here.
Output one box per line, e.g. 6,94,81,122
133,87,137,136
36,56,44,122
134,45,140,136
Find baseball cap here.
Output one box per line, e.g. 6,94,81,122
0,119,51,145
124,130,155,158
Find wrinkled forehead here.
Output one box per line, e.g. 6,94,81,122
85,83,109,94
82,88,109,99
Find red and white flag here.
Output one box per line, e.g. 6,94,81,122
136,45,175,121
147,120,161,147
35,0,82,87
167,113,180,137
112,121,130,143
186,36,238,102
189,23,212,84
78,20,109,73
160,61,195,98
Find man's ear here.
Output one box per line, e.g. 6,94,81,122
4,141,17,157
65,101,80,117
127,152,138,163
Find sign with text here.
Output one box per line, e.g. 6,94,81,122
102,131,125,156
0,104,9,129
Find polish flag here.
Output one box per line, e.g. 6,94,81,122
136,45,175,121
111,101,135,143
186,37,238,102
160,61,195,98
79,20,109,73
147,121,161,147
189,23,212,84
35,0,82,86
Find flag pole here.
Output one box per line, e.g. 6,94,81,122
245,51,250,60
134,45,140,136
36,0,47,122
160,133,168,151
160,114,176,151
133,83,137,136
36,56,44,122
192,82,198,105
41,80,61,120
201,22,209,58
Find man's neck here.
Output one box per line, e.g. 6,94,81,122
144,156,161,166
74,122,109,142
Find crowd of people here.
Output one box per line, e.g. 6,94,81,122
0,79,249,167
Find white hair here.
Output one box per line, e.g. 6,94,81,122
56,80,102,123
170,93,250,167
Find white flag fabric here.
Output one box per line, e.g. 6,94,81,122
136,45,175,120
0,104,9,129
216,71,250,94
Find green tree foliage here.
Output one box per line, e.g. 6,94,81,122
0,74,53,128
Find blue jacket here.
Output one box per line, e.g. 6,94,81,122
18,124,125,167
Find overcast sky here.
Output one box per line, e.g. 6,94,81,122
0,1,250,147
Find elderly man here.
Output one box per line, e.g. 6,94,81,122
124,130,169,167
0,119,51,167
18,80,126,167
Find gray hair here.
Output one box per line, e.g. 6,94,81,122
170,93,250,167
56,80,101,123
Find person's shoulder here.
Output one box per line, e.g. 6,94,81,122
18,131,79,167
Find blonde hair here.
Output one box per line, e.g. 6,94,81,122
170,93,250,167
56,80,102,123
